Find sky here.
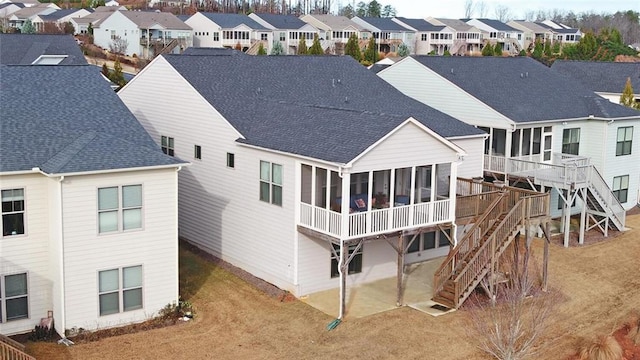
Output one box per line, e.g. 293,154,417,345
368,0,638,19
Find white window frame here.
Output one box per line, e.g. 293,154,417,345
613,175,629,203
161,135,174,156
98,185,143,234
98,265,143,316
2,188,25,237
1,272,29,322
259,161,282,206
616,126,633,156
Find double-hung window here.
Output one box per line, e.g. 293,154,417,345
613,175,629,203
616,127,633,156
1,273,29,322
259,161,282,206
98,265,143,316
161,136,174,156
2,189,24,237
562,128,580,155
98,185,142,233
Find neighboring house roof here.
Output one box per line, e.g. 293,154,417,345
176,14,189,22
431,18,474,31
251,13,307,30
0,34,87,65
160,54,482,164
199,12,266,29
508,20,551,34
394,17,444,32
0,2,24,10
355,17,408,31
10,4,55,18
182,47,244,55
0,65,185,174
551,60,640,94
465,18,519,32
410,56,640,122
38,8,84,21
120,10,191,30
553,28,580,34
305,14,366,31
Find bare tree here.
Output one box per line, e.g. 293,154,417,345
465,255,560,360
494,5,512,22
464,0,475,18
109,36,129,57
476,1,488,17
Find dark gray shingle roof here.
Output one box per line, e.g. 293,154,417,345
182,47,245,56
38,8,81,21
0,65,185,174
162,55,482,163
200,12,266,29
0,34,87,65
252,13,307,29
395,17,444,32
551,60,640,94
357,17,409,31
468,18,520,32
412,56,640,122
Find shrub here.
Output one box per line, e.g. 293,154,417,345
578,335,623,360
29,324,56,341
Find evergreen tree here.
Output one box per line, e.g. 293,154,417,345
367,0,381,17
344,33,361,61
494,43,503,56
339,3,354,18
297,36,307,55
355,1,366,17
543,39,552,57
397,42,409,57
21,19,36,34
88,22,93,35
110,59,126,88
443,49,451,56
101,63,110,77
481,42,494,56
620,77,637,109
270,40,284,55
257,43,266,55
308,34,323,55
381,4,396,17
532,39,543,59
363,36,377,63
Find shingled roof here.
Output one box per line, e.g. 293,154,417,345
394,17,444,32
199,12,266,29
0,65,185,174
0,34,87,65
252,13,308,30
160,54,482,164
355,17,409,31
551,60,640,94
411,56,640,122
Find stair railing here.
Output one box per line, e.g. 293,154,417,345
0,334,34,360
433,191,508,295
452,197,528,307
587,166,626,229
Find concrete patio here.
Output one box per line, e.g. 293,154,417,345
300,256,455,319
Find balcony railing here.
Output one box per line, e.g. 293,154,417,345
299,199,452,240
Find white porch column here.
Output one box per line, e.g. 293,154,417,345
340,169,351,239
450,161,459,246
310,166,316,227
389,168,396,230
409,166,416,226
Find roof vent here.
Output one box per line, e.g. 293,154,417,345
345,96,349,103
450,68,454,74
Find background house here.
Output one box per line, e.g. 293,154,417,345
0,33,87,65
248,12,319,55
463,18,524,55
378,56,640,245
300,14,368,54
185,12,270,54
551,60,640,105
118,54,486,316
351,16,413,54
0,35,186,336
94,10,192,58
425,17,483,55
392,17,453,55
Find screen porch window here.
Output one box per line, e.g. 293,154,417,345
99,265,143,316
98,185,142,233
2,189,24,237
259,161,282,206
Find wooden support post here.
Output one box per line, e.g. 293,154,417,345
543,222,550,292
563,194,570,248
396,234,404,306
579,188,586,245
340,242,347,319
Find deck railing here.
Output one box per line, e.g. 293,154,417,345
299,198,452,240
0,334,34,360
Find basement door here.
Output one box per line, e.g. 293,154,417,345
405,230,450,264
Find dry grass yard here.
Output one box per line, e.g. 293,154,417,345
26,214,640,360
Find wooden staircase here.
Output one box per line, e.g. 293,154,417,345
0,334,35,360
432,186,550,309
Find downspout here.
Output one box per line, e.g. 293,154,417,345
336,163,351,321
174,166,182,302
57,175,67,339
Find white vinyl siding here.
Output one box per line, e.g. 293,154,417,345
377,58,513,130
61,169,178,331
0,174,51,335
